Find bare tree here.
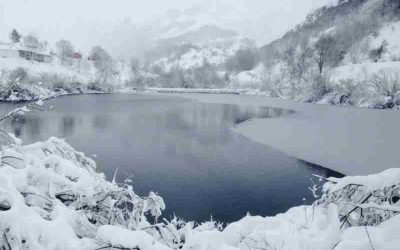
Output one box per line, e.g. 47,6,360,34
55,39,74,65
283,46,312,82
313,35,338,74
89,46,116,89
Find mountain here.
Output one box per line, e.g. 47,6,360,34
260,0,400,60
105,0,270,61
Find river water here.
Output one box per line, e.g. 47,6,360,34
0,94,342,222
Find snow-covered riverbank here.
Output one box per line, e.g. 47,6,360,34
154,93,400,176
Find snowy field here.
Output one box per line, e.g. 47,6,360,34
153,92,400,176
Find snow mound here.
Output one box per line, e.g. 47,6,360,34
0,136,165,249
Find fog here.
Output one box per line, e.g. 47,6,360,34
0,0,333,58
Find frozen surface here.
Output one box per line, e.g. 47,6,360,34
155,93,400,175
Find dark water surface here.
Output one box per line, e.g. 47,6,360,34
0,94,342,222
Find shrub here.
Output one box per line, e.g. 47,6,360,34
371,70,400,99
87,82,103,91
8,67,28,84
308,72,332,102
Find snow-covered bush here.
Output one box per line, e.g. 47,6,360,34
371,69,400,99
0,134,166,249
306,72,333,102
330,78,368,105
7,67,27,84
319,169,400,227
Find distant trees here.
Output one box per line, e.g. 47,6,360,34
165,67,187,88
282,46,312,82
55,39,74,65
190,60,224,88
9,29,22,43
226,49,259,72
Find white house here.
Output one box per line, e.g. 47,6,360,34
0,42,53,63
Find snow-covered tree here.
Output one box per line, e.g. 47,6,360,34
9,29,21,43
22,34,40,49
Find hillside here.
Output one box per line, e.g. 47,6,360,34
140,33,257,89
138,0,400,109
0,51,133,101
227,0,400,109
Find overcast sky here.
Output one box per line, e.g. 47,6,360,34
0,0,333,55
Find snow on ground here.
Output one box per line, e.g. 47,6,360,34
0,57,91,84
331,61,400,83
371,20,400,61
0,135,168,250
153,92,400,176
0,57,135,101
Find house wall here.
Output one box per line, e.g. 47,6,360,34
44,55,53,63
19,50,53,63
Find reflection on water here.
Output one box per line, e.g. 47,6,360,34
0,94,341,222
